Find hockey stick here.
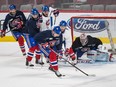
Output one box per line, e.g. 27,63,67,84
54,17,56,25
38,44,95,76
43,46,95,77
5,27,17,34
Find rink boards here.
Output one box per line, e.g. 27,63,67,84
0,11,116,43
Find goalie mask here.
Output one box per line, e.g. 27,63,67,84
80,33,88,46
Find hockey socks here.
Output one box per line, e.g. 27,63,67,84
18,36,26,56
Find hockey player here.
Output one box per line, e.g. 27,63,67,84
34,26,62,77
58,20,76,64
0,4,26,56
40,5,59,31
72,33,113,63
23,8,43,66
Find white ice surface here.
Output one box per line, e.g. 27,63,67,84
0,42,116,87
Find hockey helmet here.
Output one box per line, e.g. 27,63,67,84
53,26,61,35
42,5,49,12
59,20,67,26
9,4,16,10
31,8,39,15
80,33,88,46
80,33,87,39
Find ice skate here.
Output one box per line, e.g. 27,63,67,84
54,70,62,77
48,67,63,77
26,60,34,67
35,58,44,65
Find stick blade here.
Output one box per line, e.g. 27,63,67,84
87,74,96,77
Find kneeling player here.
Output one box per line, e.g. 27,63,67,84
72,33,113,63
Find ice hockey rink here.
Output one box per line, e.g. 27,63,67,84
0,42,116,87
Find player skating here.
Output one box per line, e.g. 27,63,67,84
34,26,63,77
40,5,59,31
72,33,113,63
0,4,27,56
23,8,44,67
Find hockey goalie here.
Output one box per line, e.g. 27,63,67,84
72,33,113,63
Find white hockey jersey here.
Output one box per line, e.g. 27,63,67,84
40,7,56,31
62,28,72,49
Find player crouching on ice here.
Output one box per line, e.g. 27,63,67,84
72,33,113,63
34,26,62,77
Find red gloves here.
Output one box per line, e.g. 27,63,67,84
0,30,6,38
16,21,23,29
65,48,76,60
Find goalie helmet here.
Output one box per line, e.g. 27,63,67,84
80,33,88,46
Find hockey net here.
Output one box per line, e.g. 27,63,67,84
70,16,116,53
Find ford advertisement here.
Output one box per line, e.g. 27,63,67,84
68,18,109,33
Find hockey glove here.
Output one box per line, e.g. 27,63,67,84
57,50,63,59
49,40,57,47
53,9,59,17
65,48,76,60
41,42,49,48
65,48,70,57
16,21,23,29
0,30,6,38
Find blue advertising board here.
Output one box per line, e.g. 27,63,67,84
67,18,109,33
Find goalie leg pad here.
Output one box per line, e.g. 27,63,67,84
96,51,109,62
87,50,97,62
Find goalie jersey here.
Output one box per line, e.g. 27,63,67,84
72,35,103,53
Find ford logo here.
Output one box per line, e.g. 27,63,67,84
67,18,109,33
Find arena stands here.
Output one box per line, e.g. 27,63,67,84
0,0,116,11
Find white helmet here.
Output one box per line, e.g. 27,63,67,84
80,33,88,46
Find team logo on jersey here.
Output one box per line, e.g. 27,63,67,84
46,19,50,26
9,18,21,28
67,18,109,33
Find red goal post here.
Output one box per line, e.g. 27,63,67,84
70,16,116,53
